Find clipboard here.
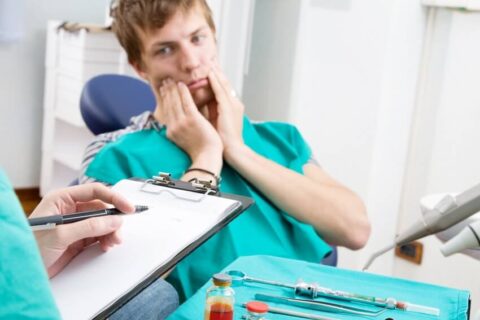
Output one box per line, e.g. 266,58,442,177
49,173,253,320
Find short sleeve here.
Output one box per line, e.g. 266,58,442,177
0,169,61,319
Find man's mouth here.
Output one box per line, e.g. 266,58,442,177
187,78,209,91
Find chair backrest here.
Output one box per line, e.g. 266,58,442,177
80,74,156,135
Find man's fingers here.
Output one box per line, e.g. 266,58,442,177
207,102,218,124
207,70,227,105
210,66,234,99
199,105,209,118
213,65,233,95
207,69,235,109
158,80,170,121
56,216,123,247
164,79,185,120
178,82,200,115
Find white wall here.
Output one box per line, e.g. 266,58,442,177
0,0,105,187
242,0,301,122
394,7,480,312
244,0,426,272
212,0,254,96
291,0,427,273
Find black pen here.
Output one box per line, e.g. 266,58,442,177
28,205,149,231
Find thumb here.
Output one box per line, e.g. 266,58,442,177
57,216,123,246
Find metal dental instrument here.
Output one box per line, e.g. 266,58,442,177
227,270,440,316
295,281,439,316
255,293,387,317
241,303,340,320
227,270,295,290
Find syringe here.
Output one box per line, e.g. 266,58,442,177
294,280,440,316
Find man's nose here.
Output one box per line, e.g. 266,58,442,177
179,46,200,72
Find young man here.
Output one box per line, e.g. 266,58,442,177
0,169,178,320
81,0,371,301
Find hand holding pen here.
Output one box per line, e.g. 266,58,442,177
29,205,149,230
29,183,144,278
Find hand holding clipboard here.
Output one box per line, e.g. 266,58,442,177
49,173,252,320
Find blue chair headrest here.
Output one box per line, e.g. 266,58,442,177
80,74,156,135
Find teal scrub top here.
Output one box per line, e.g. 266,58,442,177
0,169,60,319
86,117,331,301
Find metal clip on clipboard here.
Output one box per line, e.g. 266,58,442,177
139,172,219,203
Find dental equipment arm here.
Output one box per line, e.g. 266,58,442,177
441,220,480,257
364,182,480,270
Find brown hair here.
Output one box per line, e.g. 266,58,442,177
111,0,216,66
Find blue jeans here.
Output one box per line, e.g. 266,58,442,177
109,278,179,320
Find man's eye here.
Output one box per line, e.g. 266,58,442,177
192,35,206,44
156,46,172,56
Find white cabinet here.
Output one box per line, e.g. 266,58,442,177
40,20,137,195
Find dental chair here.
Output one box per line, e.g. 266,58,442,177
80,74,155,135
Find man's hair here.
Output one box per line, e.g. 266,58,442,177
111,0,216,66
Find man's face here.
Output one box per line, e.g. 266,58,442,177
135,6,217,108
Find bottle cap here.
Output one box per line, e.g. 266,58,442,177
212,273,232,286
246,301,268,314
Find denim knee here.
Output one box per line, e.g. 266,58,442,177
109,278,179,320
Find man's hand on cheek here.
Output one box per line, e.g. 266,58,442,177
207,66,245,157
159,79,223,167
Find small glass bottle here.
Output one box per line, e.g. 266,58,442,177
204,273,235,320
244,301,268,320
